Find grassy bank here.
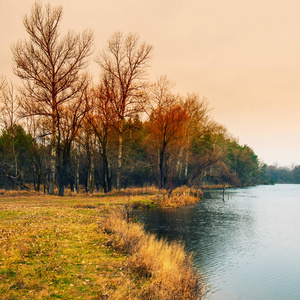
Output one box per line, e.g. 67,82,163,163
104,208,205,299
0,189,205,299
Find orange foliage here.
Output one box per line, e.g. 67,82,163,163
147,104,189,149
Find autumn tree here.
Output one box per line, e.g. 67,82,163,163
181,93,210,184
77,114,98,193
145,77,189,188
12,2,93,194
87,84,115,193
121,116,150,187
55,84,90,195
147,104,189,189
96,32,153,189
188,121,228,187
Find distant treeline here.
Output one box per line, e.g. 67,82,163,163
265,165,300,184
0,2,266,195
0,119,266,194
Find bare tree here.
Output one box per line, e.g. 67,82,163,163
0,76,6,97
96,32,153,189
0,80,21,181
0,82,21,130
12,2,94,194
0,76,8,127
56,82,91,195
146,75,176,113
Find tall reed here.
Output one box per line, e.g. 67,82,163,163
103,208,206,299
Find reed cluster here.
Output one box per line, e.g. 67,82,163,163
103,208,206,299
157,186,202,208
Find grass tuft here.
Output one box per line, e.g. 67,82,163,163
158,194,199,208
158,186,202,208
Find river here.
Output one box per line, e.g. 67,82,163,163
136,184,300,299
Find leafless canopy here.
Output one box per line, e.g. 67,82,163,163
0,81,20,129
11,1,94,195
148,75,176,112
12,2,94,118
96,32,153,122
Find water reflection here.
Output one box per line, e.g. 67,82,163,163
136,185,300,299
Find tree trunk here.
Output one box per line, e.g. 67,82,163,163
89,144,95,194
49,145,56,194
49,110,57,194
159,150,164,189
57,155,64,196
58,176,64,196
102,149,110,193
37,172,41,192
35,169,41,192
75,155,80,193
116,122,123,190
184,151,189,183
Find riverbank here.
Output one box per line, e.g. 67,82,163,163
0,189,205,299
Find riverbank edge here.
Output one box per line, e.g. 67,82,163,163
0,189,206,299
102,207,206,299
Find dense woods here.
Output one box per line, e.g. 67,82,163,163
265,165,300,184
0,2,266,195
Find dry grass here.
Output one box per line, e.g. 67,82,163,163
0,190,205,299
0,189,39,197
158,194,199,208
202,184,232,190
0,194,151,299
103,208,206,299
158,186,202,208
107,186,160,196
0,185,202,209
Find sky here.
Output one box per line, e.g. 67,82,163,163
1,0,300,167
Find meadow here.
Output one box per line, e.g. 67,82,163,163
0,188,205,299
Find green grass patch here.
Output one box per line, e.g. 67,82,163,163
0,188,204,299
0,194,140,299
0,210,25,220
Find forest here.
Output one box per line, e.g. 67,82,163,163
0,2,266,196
265,164,300,184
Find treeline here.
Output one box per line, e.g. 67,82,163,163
265,165,300,184
0,2,265,195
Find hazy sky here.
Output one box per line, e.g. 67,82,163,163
1,0,300,166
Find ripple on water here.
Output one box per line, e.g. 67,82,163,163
138,185,300,299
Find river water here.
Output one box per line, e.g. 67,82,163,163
136,184,300,299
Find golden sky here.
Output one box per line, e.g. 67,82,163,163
1,0,300,166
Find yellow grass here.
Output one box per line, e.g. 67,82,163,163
104,208,206,299
158,194,199,208
0,190,206,299
158,186,202,208
0,193,148,299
